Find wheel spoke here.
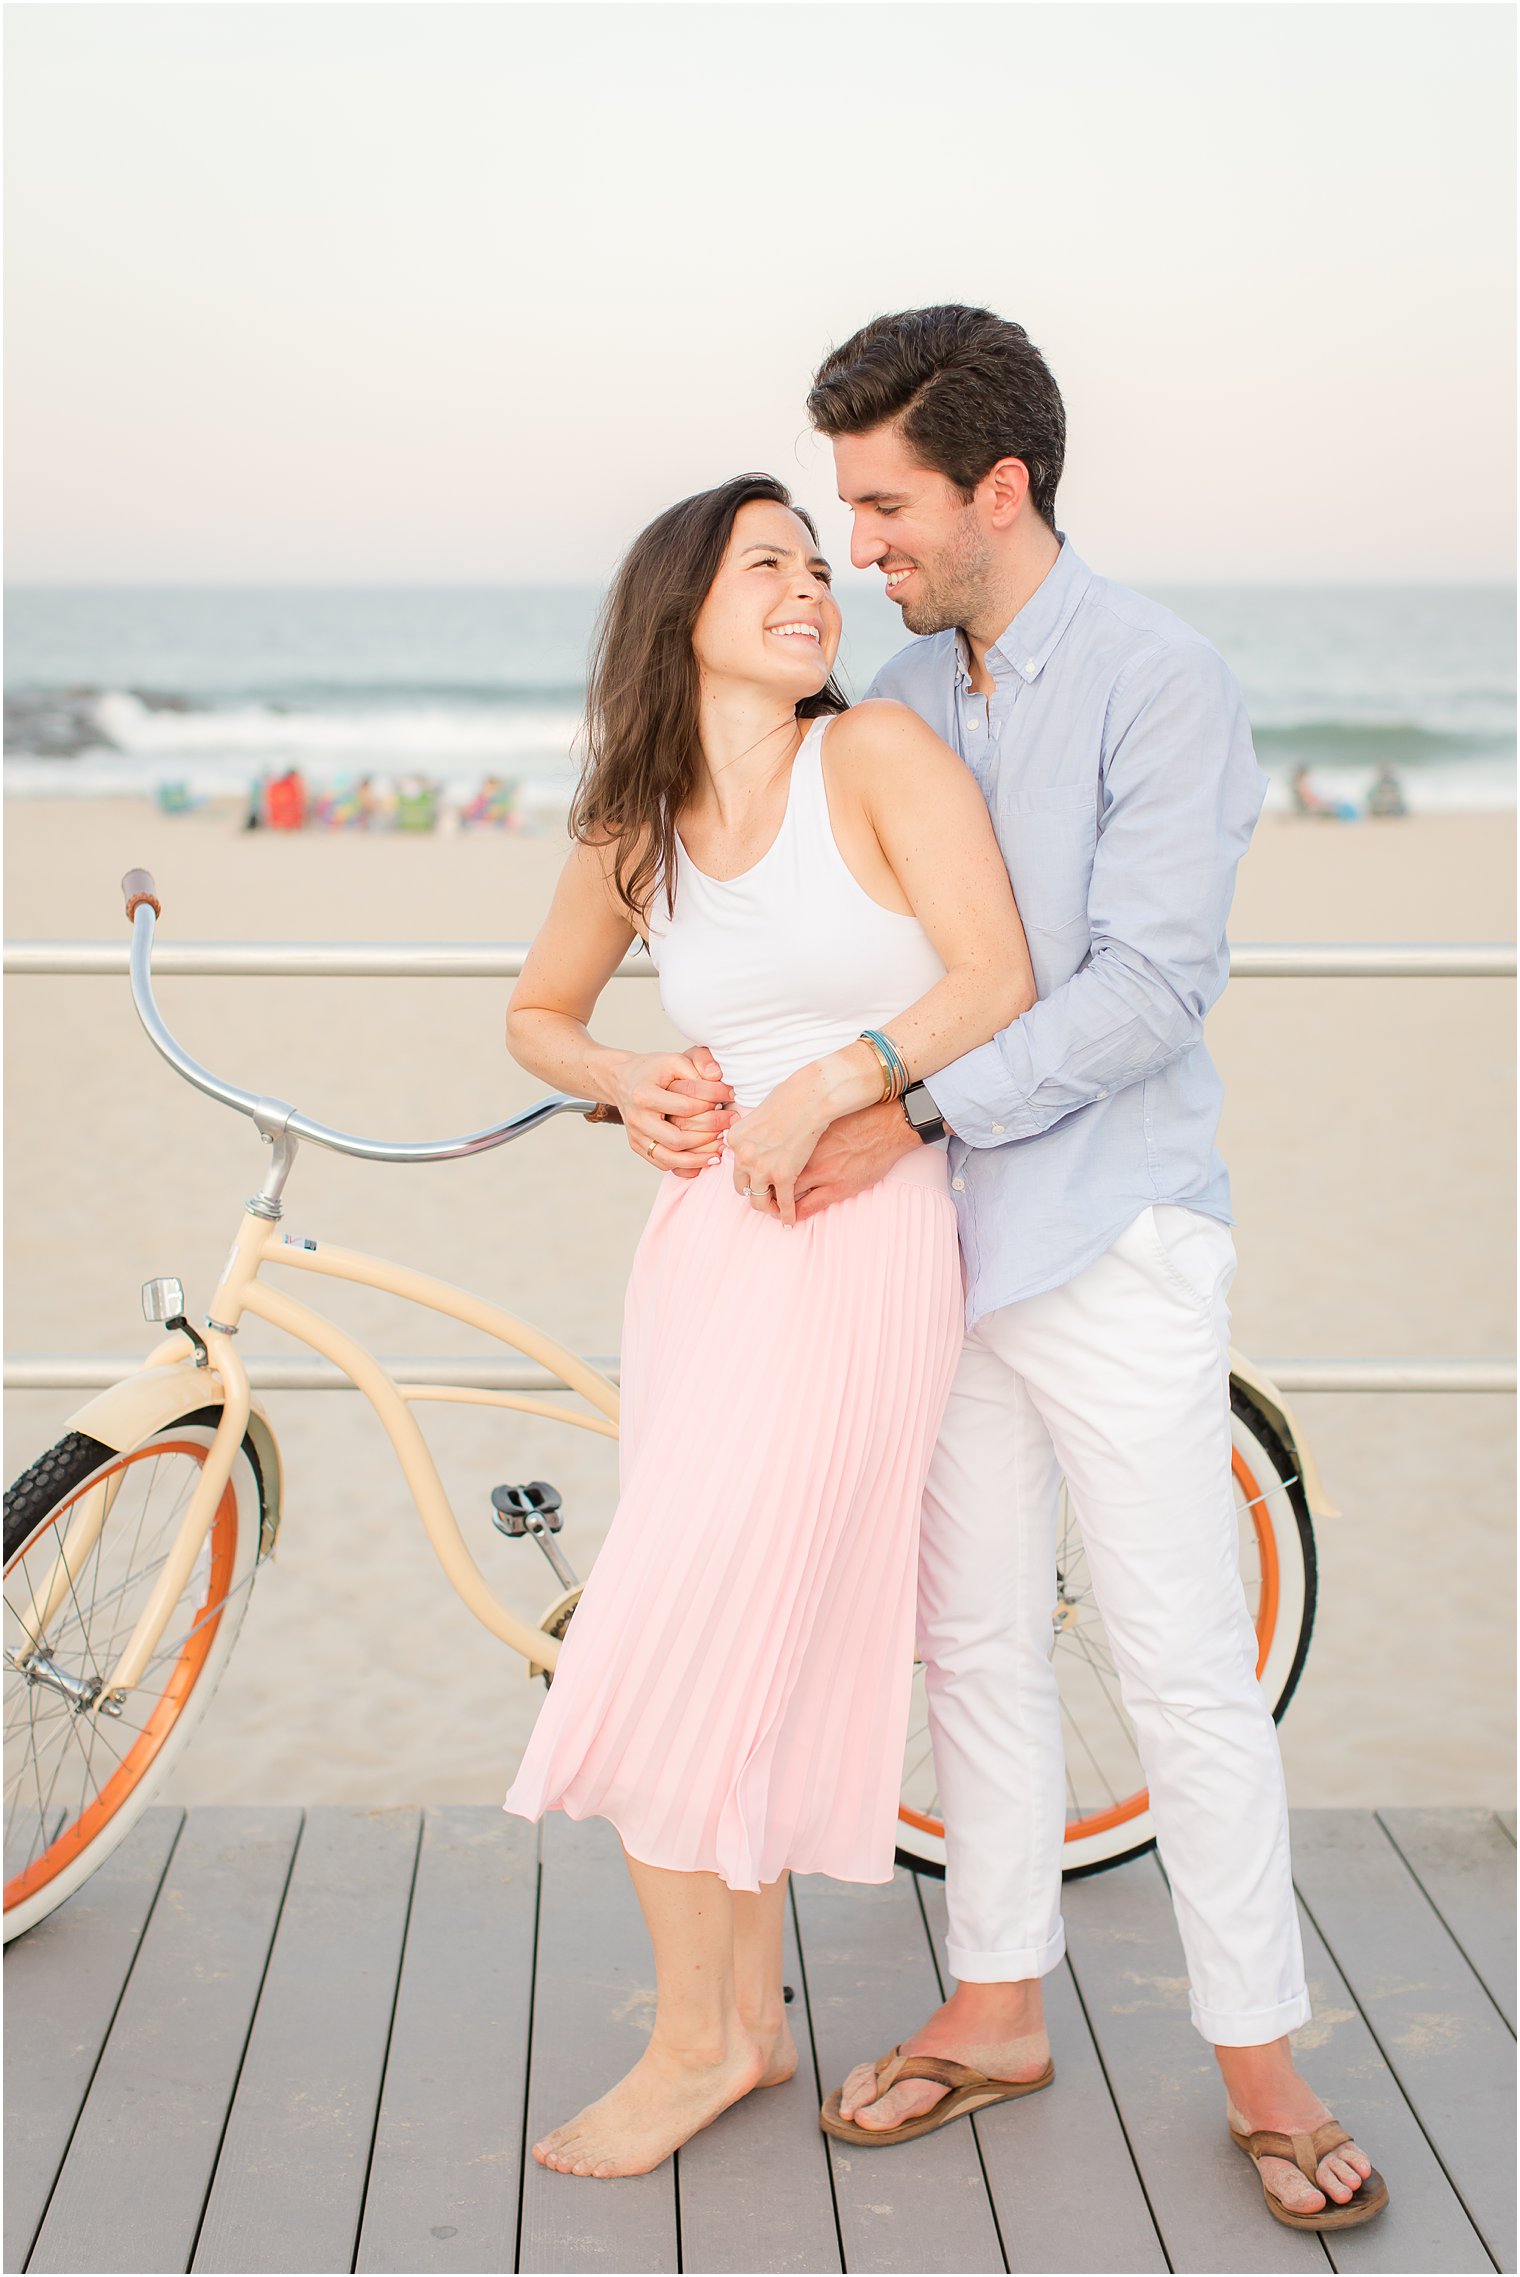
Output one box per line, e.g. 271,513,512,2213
901,1733,936,1787
35,1550,175,1654
1058,1617,1120,1681
4,1432,251,1908
3,1690,71,1778
47,1534,99,1686
120,1456,163,1617
61,1711,109,1811
1059,1691,1119,1811
26,1696,81,1873
136,1569,256,1681
21,1689,53,1872
1237,1471,1300,1516
1063,1624,1133,1740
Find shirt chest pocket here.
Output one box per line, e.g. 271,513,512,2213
1004,785,1098,933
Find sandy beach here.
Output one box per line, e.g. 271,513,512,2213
4,798,1514,1812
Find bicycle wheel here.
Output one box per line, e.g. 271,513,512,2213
4,1409,264,1941
895,1378,1317,1879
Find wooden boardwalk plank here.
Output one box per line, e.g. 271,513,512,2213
676,1894,841,2274
356,1807,538,2276
28,1806,301,2277
792,1868,1004,2275
192,1805,421,2276
1290,1810,1516,2274
1376,1809,1516,2033
1062,1855,1322,2272
917,1877,1166,2273
1287,1896,1490,2277
10,1806,1511,2276
3,1803,183,2274
516,1814,677,2275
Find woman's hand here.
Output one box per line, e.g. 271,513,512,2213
728,1057,868,1226
662,1045,738,1180
611,1050,735,1175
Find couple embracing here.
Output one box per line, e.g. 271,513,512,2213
502,305,1386,2237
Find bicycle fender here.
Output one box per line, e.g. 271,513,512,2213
63,1360,285,1556
1228,1347,1339,1522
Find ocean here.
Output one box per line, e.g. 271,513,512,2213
4,582,1514,817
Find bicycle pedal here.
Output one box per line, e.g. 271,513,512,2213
490,1481,564,1537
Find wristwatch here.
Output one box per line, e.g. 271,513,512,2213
902,1082,948,1145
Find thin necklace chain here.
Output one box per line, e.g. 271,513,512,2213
703,711,807,791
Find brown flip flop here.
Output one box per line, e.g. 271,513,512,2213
819,2044,1055,2147
1230,2120,1389,2230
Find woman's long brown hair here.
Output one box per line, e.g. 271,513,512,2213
570,473,848,925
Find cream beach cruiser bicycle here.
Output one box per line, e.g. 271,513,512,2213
3,872,1335,1941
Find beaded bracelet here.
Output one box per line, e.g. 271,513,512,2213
859,1028,910,1103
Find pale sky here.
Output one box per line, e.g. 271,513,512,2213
4,1,1515,587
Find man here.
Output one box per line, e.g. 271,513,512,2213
784,306,1383,2232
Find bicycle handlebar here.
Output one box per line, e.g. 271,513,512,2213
123,869,161,920
121,870,599,1162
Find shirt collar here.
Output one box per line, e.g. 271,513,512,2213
953,534,1093,690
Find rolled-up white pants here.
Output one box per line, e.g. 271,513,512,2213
919,1203,1310,2047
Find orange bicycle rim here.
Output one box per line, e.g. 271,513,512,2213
5,1442,238,1912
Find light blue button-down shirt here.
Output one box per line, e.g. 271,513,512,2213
866,537,1267,1328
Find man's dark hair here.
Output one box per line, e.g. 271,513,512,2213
808,305,1066,529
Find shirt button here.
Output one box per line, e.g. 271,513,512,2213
992,1123,1004,1134
1026,658,1038,673
951,1176,966,1192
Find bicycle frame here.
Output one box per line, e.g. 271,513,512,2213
17,1189,620,1702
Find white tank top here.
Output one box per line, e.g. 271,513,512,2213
645,715,947,1113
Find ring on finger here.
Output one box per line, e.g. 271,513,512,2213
646,1137,658,1160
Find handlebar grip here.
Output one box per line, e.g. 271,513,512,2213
122,868,161,921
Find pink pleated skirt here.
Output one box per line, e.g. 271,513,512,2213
502,1144,964,1890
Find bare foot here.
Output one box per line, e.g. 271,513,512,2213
838,1991,1051,2134
1216,2035,1375,2222
1226,2094,1374,2219
533,2035,766,2178
758,2014,798,2089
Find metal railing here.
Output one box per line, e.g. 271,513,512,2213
5,941,1516,980
4,1353,1512,1395
5,936,1514,1398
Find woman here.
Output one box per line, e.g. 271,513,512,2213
502,473,1034,2178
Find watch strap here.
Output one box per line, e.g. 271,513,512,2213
902,1083,947,1144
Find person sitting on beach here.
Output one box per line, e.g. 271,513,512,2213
1367,764,1408,818
462,774,515,828
263,767,308,831
1291,762,1357,820
501,472,1033,2178
1291,762,1329,814
663,306,1386,2234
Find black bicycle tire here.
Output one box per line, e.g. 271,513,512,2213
4,1431,115,1564
1230,1379,1320,1728
5,1407,267,1567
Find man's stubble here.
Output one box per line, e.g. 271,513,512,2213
897,507,996,638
